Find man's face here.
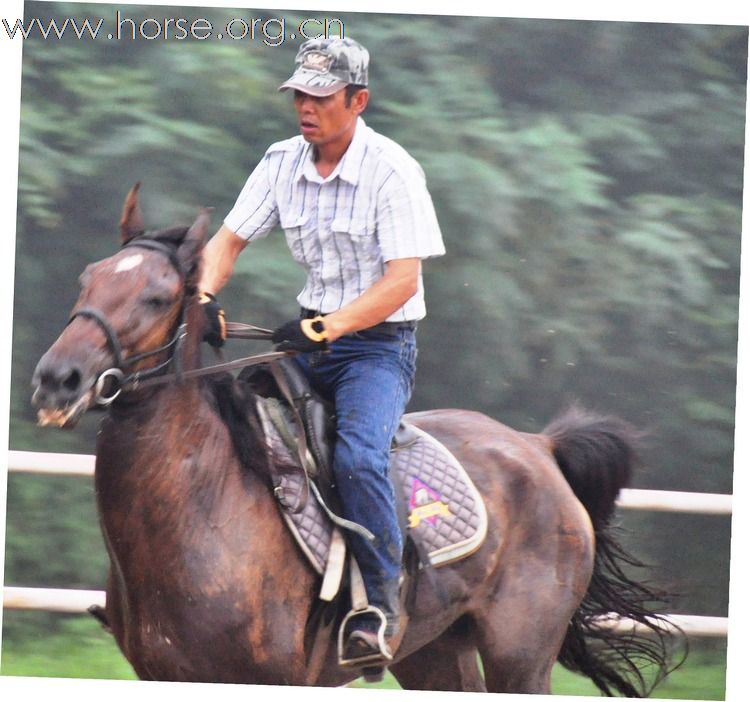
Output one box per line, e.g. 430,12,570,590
293,88,368,148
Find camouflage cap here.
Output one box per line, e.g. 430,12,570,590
279,37,369,97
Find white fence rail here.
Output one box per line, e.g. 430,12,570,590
4,586,105,613
618,488,732,515
8,450,96,477
2,585,729,637
4,450,733,637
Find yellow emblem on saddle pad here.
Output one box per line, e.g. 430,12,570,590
408,500,452,528
408,479,452,528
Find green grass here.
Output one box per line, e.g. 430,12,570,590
1,614,726,699
349,650,727,699
550,651,726,699
1,616,137,681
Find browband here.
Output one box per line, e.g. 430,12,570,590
122,236,185,278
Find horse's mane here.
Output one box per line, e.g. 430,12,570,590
204,373,271,480
139,225,191,244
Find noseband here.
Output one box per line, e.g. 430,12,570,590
68,237,188,405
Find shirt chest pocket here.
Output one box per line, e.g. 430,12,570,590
279,213,321,267
330,217,378,272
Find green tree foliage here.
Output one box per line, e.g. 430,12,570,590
6,3,746,649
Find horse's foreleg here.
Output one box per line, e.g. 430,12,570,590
390,618,486,692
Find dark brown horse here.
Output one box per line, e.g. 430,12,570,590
31,186,678,694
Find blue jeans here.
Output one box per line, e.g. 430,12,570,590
293,324,417,627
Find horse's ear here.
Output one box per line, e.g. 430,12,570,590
119,182,144,244
178,208,212,281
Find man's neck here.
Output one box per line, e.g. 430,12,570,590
312,122,358,178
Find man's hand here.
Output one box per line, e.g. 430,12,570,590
200,292,227,347
272,316,329,352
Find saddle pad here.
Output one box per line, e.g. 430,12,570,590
392,425,488,567
255,397,488,582
255,397,334,577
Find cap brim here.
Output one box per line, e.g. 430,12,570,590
277,69,347,97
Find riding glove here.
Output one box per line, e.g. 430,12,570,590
272,317,329,352
200,292,227,348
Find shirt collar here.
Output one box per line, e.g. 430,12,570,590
338,117,368,185
297,117,368,185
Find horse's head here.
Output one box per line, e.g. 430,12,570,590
31,183,211,427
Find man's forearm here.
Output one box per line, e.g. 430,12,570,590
199,224,248,295
323,258,420,341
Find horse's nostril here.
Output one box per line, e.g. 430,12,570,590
39,371,57,391
62,369,81,393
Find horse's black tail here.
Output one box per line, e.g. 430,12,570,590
544,404,684,697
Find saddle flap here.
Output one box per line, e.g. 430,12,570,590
393,421,421,449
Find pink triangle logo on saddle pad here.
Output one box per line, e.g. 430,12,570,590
408,478,452,528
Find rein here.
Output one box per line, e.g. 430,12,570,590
69,237,287,405
122,348,293,392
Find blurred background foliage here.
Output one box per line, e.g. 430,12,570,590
2,2,746,695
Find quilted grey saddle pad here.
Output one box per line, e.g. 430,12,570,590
256,397,488,582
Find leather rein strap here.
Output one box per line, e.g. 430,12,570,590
126,349,292,390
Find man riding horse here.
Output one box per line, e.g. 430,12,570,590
198,36,445,668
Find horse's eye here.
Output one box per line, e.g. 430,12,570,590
145,296,168,310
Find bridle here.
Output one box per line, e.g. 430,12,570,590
68,236,285,406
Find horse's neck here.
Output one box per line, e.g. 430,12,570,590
93,377,308,638
94,304,274,555
95,372,262,522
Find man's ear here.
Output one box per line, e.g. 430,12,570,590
352,88,369,116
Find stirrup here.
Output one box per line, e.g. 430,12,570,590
337,605,393,669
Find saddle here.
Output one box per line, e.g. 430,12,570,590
239,359,488,597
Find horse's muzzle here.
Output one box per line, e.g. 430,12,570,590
31,350,97,428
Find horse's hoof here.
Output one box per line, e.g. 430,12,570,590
362,666,385,683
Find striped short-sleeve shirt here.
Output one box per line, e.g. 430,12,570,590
224,117,445,321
